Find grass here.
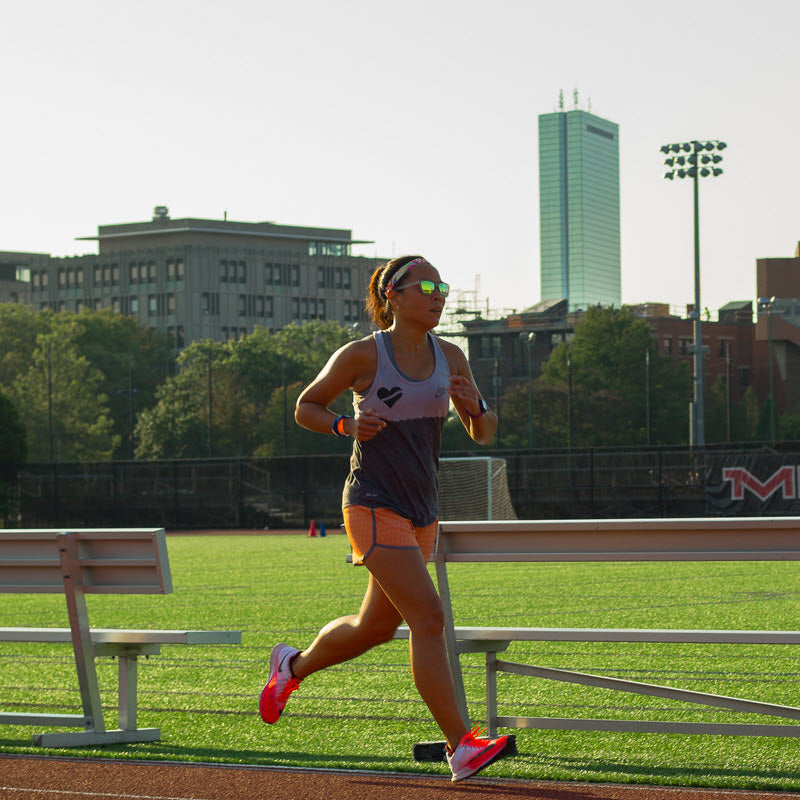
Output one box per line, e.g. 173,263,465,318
2,533,800,790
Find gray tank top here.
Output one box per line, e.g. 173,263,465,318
342,331,451,526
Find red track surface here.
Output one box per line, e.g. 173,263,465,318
1,756,798,800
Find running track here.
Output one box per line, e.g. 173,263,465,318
1,757,798,800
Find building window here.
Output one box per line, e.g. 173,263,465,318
41,271,48,289
663,337,672,355
130,296,139,314
238,295,247,316
167,293,175,315
148,295,157,316
679,338,691,356
176,258,184,280
238,261,247,284
308,242,348,257
739,366,751,388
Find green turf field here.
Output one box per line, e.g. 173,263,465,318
2,533,800,790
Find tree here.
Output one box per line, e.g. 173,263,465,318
0,304,52,389
9,321,119,461
778,413,800,441
0,304,173,461
135,321,361,459
72,310,174,459
0,391,26,465
0,390,26,524
523,306,691,447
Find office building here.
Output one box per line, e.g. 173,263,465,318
539,107,621,311
0,208,384,347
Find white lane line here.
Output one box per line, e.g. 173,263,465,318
0,787,211,800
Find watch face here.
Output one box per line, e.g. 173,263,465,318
478,397,488,414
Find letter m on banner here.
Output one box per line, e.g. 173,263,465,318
722,466,797,502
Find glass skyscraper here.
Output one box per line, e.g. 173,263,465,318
539,109,621,311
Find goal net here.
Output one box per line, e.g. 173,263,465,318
437,457,517,521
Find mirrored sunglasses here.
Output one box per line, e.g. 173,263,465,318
401,279,450,297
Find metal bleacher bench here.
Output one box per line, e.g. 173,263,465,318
0,528,241,747
392,517,800,740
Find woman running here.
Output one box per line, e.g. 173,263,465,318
259,255,511,782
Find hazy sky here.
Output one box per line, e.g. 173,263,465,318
3,1,799,318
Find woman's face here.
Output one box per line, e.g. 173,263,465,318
392,261,447,329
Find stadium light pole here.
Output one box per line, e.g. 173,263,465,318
758,296,777,441
645,348,651,446
207,352,213,458
661,139,726,447
566,350,573,449
519,331,535,448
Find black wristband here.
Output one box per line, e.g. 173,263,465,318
467,397,488,419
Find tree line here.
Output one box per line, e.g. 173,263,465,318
1,303,797,465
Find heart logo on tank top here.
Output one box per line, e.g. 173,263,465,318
377,386,403,408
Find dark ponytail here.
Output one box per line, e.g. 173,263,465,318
365,254,423,330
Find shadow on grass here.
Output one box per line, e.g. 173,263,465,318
0,736,413,772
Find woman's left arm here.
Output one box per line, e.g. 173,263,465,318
441,341,498,446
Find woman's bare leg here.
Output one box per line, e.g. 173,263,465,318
291,545,467,751
360,547,467,751
291,569,403,679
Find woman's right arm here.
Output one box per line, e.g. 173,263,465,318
295,339,386,442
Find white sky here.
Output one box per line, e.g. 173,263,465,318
3,0,799,318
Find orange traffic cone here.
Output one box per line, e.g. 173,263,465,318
308,520,316,537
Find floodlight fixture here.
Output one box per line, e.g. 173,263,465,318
658,137,728,447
